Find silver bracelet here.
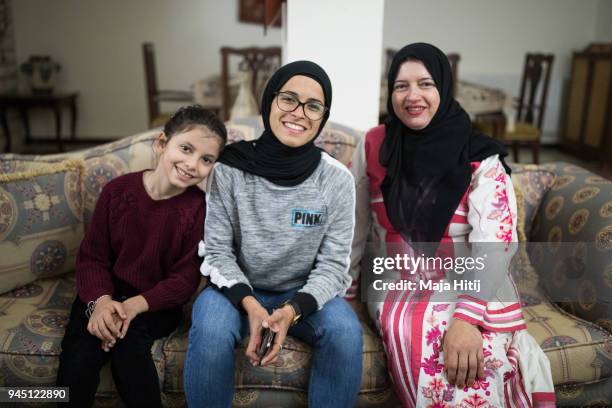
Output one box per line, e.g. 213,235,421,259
85,295,111,319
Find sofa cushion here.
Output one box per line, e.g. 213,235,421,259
0,275,398,406
555,377,612,407
162,300,395,402
163,388,400,408
510,163,556,240
523,297,612,386
0,276,74,387
510,184,544,299
0,129,160,227
0,160,84,294
0,274,167,399
529,163,612,335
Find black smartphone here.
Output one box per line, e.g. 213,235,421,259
257,328,276,364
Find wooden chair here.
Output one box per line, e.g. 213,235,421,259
384,48,397,77
446,53,460,93
142,42,193,128
220,46,282,121
504,53,554,164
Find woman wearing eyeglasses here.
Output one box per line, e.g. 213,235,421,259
184,61,362,408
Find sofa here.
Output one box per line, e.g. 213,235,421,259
0,116,610,407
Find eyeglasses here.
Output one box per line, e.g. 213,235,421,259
274,92,327,121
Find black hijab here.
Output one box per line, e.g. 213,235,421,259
380,43,510,245
219,60,332,186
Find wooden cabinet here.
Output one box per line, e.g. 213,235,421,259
562,43,612,165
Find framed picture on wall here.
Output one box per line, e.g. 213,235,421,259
238,0,282,27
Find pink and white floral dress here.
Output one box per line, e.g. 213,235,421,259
350,125,555,408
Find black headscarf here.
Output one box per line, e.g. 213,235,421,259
219,60,332,186
380,42,510,244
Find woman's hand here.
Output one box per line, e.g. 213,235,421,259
242,296,271,366
443,318,484,388
87,297,127,347
259,305,294,366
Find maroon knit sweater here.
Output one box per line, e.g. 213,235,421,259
76,171,205,312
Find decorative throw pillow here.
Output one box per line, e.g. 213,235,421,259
1,129,159,227
0,160,84,294
510,164,556,240
511,183,542,297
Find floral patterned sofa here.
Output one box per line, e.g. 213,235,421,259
0,116,610,407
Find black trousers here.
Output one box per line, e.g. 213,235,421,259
56,298,181,408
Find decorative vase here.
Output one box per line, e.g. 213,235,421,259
230,71,258,120
20,55,61,94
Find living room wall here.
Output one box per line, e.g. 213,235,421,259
383,0,600,144
12,0,281,139
595,0,612,41
10,0,608,142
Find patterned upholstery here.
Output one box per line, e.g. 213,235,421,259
1,129,159,227
0,273,398,407
0,160,84,294
162,300,398,407
510,163,557,239
529,163,612,335
521,290,611,386
0,122,609,407
555,376,612,407
510,162,612,404
0,275,166,404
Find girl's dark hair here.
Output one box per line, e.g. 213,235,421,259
163,105,227,145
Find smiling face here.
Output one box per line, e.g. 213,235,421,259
269,75,325,148
155,126,222,191
391,60,441,130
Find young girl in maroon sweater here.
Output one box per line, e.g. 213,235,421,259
57,106,226,408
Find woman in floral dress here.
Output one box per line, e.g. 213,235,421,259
350,43,555,408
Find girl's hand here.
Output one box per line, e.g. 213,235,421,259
443,318,484,388
118,295,149,338
100,312,125,351
241,296,271,366
259,305,294,366
87,297,127,345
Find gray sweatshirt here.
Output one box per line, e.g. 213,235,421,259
199,153,355,315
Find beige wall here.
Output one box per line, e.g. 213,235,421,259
384,0,600,142
285,0,384,131
11,0,607,141
596,0,612,41
12,0,281,138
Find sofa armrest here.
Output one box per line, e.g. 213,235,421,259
529,162,611,333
